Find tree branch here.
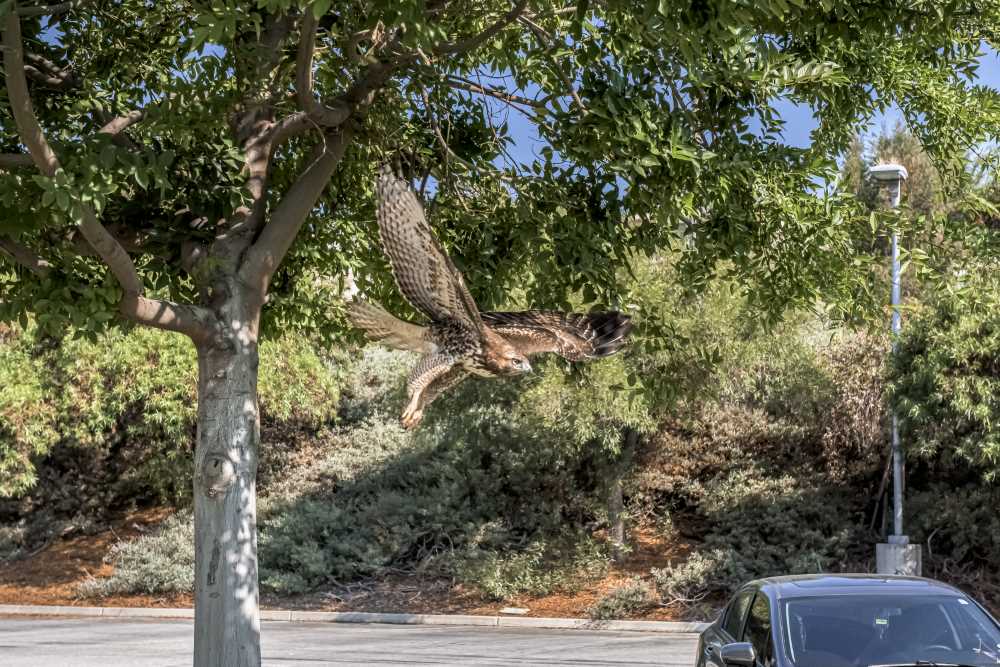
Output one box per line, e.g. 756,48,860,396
211,14,299,269
442,73,546,109
2,16,60,176
120,294,215,343
0,237,51,276
269,111,314,148
240,128,352,295
518,15,587,115
294,10,399,131
295,10,352,127
98,109,146,136
1,8,210,340
16,1,87,17
23,52,79,89
421,88,475,172
433,0,529,57
0,153,34,169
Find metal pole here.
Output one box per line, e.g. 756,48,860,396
871,163,919,574
890,210,903,537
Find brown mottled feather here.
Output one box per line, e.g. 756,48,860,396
422,366,469,405
481,311,633,361
407,353,456,397
376,167,482,330
346,301,434,353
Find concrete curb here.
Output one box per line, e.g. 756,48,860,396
0,604,707,634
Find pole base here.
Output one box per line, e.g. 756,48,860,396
876,540,922,576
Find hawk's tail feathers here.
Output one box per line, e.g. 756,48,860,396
346,300,432,354
582,311,634,357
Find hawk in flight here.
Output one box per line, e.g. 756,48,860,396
349,167,634,429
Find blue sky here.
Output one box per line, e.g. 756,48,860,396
498,45,1000,167
773,45,1000,150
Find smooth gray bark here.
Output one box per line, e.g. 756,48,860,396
193,292,262,667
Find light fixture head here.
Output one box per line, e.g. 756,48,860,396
868,163,909,182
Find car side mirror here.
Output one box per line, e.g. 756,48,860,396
720,642,756,667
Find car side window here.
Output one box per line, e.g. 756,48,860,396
723,590,755,639
742,593,775,667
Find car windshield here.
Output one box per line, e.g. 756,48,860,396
782,594,1000,667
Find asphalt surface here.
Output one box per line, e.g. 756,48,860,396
0,616,699,666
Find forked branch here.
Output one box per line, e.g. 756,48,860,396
1,8,211,340
295,10,354,127
240,129,353,296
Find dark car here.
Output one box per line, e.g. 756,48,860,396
697,574,1000,667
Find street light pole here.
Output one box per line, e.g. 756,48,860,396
869,163,921,576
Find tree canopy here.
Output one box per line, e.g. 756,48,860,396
1,0,997,341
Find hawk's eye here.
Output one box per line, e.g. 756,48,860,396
510,358,523,368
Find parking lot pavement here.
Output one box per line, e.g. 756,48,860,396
0,616,699,666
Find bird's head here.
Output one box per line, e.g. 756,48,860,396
500,350,532,376
481,328,532,376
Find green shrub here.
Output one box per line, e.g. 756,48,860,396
458,537,608,602
632,322,884,609
891,280,1000,478
256,349,617,596
0,520,26,561
0,325,342,509
79,512,194,597
907,483,1000,601
653,551,729,605
0,333,57,496
588,578,654,620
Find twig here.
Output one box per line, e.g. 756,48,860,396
17,1,88,17
443,73,546,109
518,15,587,115
421,88,474,172
432,0,529,58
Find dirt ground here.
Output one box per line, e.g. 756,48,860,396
0,510,694,620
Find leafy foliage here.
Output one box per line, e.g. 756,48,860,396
0,328,57,496
890,269,1000,478
632,307,889,611
587,578,655,621
256,347,617,595
0,1,996,339
69,260,1000,612
78,512,195,597
0,325,341,506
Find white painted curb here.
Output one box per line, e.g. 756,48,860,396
0,605,707,634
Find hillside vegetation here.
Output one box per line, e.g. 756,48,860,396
2,250,998,618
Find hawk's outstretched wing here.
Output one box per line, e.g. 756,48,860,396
376,166,483,331
481,311,633,361
347,300,434,354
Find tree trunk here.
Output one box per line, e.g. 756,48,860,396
193,293,262,667
607,474,625,563
607,427,638,564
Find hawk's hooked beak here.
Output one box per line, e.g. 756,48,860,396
523,360,533,374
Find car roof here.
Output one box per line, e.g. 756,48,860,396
742,574,966,600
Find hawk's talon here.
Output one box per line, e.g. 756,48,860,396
401,407,423,430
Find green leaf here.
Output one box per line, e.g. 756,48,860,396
311,0,332,19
